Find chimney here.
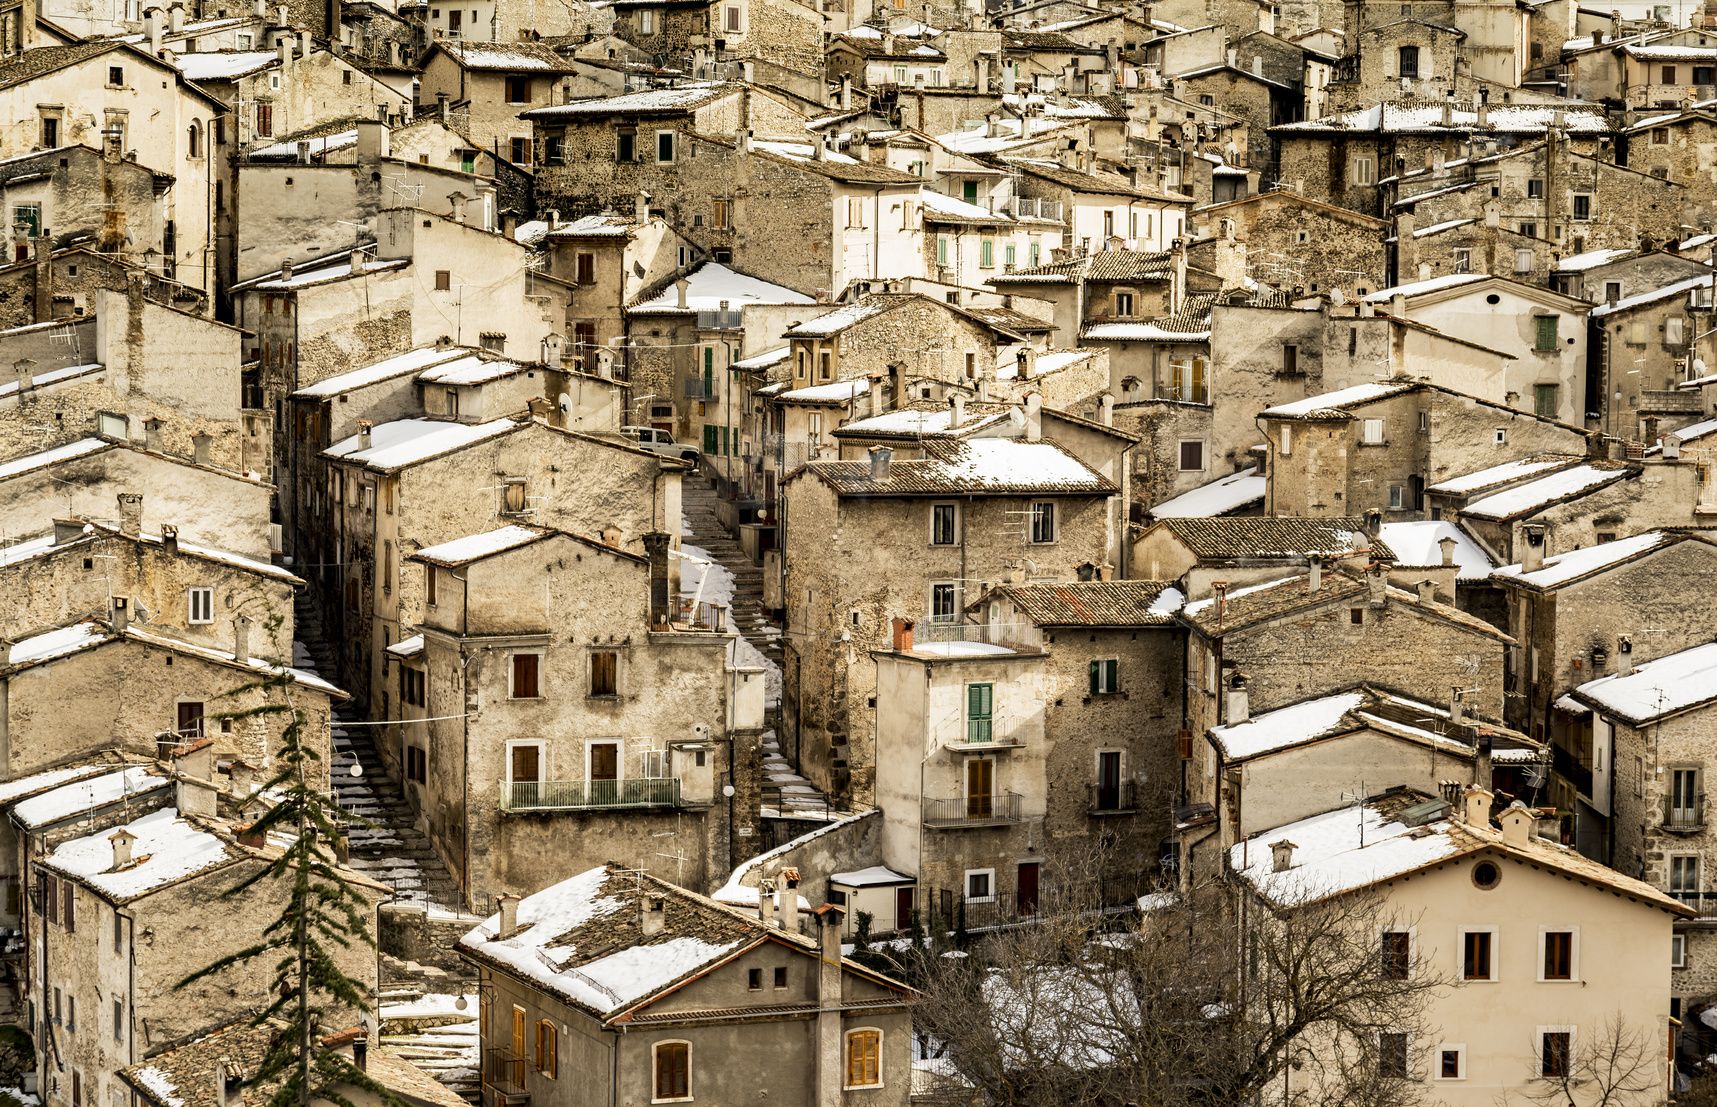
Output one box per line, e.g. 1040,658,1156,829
1616,634,1633,675
1449,685,1465,725
148,7,163,54
635,190,651,224
1024,392,1042,441
109,828,137,870
1476,88,1489,128
1366,563,1387,608
543,333,564,366
496,893,522,937
1016,347,1035,379
298,28,310,56
276,35,291,66
640,894,666,936
891,616,914,652
274,2,285,21
1225,670,1249,725
192,434,211,465
53,519,83,545
448,191,468,224
949,391,965,429
811,902,846,1103
1463,784,1492,826
353,1040,368,1074
1416,579,1437,604
1438,535,1457,566
1520,524,1547,573
868,445,893,480
674,278,688,309
349,245,368,275
437,91,449,122
279,259,294,282
174,749,218,818
232,615,252,661
1363,509,1382,538
776,868,799,929
118,492,142,537
1475,733,1493,793
1269,839,1296,872
13,358,32,393
168,0,183,31
1499,801,1533,844
1098,392,1114,426
112,595,130,632
867,374,884,417
1307,554,1322,591
757,877,777,927
1441,90,1454,127
643,532,671,628
161,523,179,556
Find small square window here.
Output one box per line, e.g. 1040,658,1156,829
107,65,124,86
187,587,214,625
1350,608,1364,625
435,270,451,291
747,968,762,990
1437,1045,1465,1080
772,966,787,989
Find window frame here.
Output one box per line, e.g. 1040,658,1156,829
1361,417,1386,445
1435,1042,1466,1081
589,648,620,699
652,1040,692,1103
1089,658,1119,696
654,129,675,164
1028,501,1056,544
844,1027,884,1090
1534,314,1559,353
509,651,544,700
1377,1030,1409,1079
1538,1026,1575,1079
1380,927,1413,979
1177,438,1206,472
930,502,958,546
965,682,994,743
1459,927,1497,982
534,1019,557,1077
187,586,215,625
929,581,958,623
1538,928,1578,982
963,867,996,904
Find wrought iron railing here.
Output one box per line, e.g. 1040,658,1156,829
1089,780,1137,814
499,777,680,812
923,790,1022,827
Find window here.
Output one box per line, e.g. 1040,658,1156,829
113,999,123,1043
1671,767,1703,828
965,869,994,902
1519,221,1536,238
39,115,57,147
1378,1032,1409,1078
534,1020,557,1077
1534,383,1559,418
1281,344,1299,375
845,1029,882,1089
1437,1044,1466,1080
406,745,426,783
1461,929,1494,981
255,102,273,136
819,352,831,381
107,65,124,86
1029,502,1055,543
747,968,762,990
505,75,531,103
1381,930,1411,979
511,653,542,699
1089,658,1118,695
1670,853,1700,897
1572,194,1592,221
930,582,957,622
966,683,993,743
176,701,205,739
846,197,865,228
1540,1030,1572,1078
590,650,618,697
543,135,564,166
1541,930,1575,981
1350,155,1375,186
510,137,533,165
1361,418,1385,445
1674,933,1688,969
402,667,425,707
653,1041,690,1102
616,130,636,162
637,7,654,30
935,235,948,266
1397,44,1419,78
1514,248,1534,273
1663,64,1678,83
1453,248,1472,273
1178,440,1205,471
1653,126,1671,144
773,966,787,988
724,4,741,29
1114,291,1133,315
1472,859,1501,889
930,503,957,545
426,566,438,607
980,238,994,268
502,478,528,514
655,130,675,163
713,198,730,229
1527,178,1544,199
434,269,451,291
187,587,214,624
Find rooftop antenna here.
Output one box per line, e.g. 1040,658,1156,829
1340,780,1368,847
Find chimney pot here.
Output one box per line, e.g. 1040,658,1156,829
891,616,914,652
868,445,893,481
1270,838,1296,872
1307,555,1322,591
233,614,252,661
1417,579,1437,603
1225,670,1249,724
496,893,522,937
1520,524,1547,572
112,595,130,632
109,828,137,870
1024,392,1042,441
161,523,179,555
640,894,666,936
1464,784,1492,825
1438,535,1457,567
949,391,965,429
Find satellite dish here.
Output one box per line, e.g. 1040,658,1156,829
132,603,151,623
1694,357,1708,377
558,394,570,412
1329,287,1347,306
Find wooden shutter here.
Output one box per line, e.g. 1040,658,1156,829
512,654,540,698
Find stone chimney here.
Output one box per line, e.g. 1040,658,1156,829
757,877,777,927
1474,732,1493,794
635,190,652,224
1499,801,1533,844
298,28,310,56
174,740,219,818
1449,685,1465,725
1015,347,1035,379
640,893,666,937
1416,579,1437,604
232,615,252,661
1520,524,1547,572
643,532,671,628
279,258,294,281
1616,634,1633,675
1098,392,1113,426
112,595,130,632
148,7,163,55
543,333,564,366
1307,554,1322,591
1438,535,1457,566
1225,670,1249,724
496,893,522,937
949,391,965,429
161,523,179,556
357,419,374,451
448,191,467,225
675,278,689,309
1270,839,1296,872
168,0,184,31
1024,392,1042,441
868,445,893,480
13,358,33,393
1463,784,1492,825
811,902,846,1103
1366,562,1387,608
891,616,914,652
118,492,142,537
109,828,137,870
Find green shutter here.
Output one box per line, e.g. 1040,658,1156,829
1089,660,1100,695
702,425,717,454
1535,315,1557,351
937,236,948,265
967,683,993,743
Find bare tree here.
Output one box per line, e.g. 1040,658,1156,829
906,852,1447,1107
1506,1013,1664,1107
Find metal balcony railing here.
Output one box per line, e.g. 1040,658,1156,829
500,777,680,812
695,308,742,330
482,1047,529,1107
1671,890,1717,916
1012,197,1064,222
1089,780,1137,814
923,790,1023,827
1664,796,1706,833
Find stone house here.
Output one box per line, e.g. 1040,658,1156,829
0,612,342,775
988,247,1194,347
1259,379,1590,518
1169,63,1298,170
0,143,161,268
400,524,755,903
0,515,301,657
872,582,1183,928
1326,18,1463,110
1569,642,1717,994
1616,39,1717,107
1548,246,1712,304
1192,189,1391,298
0,442,274,558
1360,274,1592,424
0,42,222,294
778,292,1023,401
1590,270,1717,440
0,286,255,474
416,41,577,166
609,0,823,77
1132,515,1388,597
1236,788,1686,1106
541,207,699,375
919,187,1068,293
1394,214,1560,288
458,866,914,1107
316,412,681,710
1622,106,1717,189
781,437,1118,804
16,751,383,1107
990,154,1192,256
825,36,950,91
0,246,208,330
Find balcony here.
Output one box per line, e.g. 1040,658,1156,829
1664,798,1705,835
695,308,743,330
1012,197,1065,222
483,1047,529,1107
1551,740,1593,800
500,777,680,813
1089,780,1137,815
923,790,1023,828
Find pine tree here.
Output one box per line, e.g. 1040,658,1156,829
179,633,390,1107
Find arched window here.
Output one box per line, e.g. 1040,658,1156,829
652,1040,691,1101
187,121,201,158
533,1019,557,1077
844,1028,882,1089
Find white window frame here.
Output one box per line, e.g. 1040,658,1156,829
654,128,675,164
963,867,996,903
1350,155,1376,186
637,7,655,32
650,1039,692,1104
1536,1025,1576,1079
1279,424,1292,456
187,586,214,625
1669,851,1701,896
843,1027,885,1090
1458,927,1498,982
1673,932,1688,969
1028,501,1055,544
503,740,544,787
1361,418,1385,445
1434,1042,1467,1081
586,738,624,783
1537,928,1580,983
929,581,958,623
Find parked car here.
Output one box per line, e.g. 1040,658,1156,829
621,425,700,462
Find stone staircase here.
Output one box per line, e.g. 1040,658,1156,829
293,593,463,910
379,985,481,1101
679,476,781,665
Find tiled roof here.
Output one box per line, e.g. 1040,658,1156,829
1178,570,1511,642
991,249,1174,285
0,42,119,91
991,580,1185,626
998,155,1192,201
1159,517,1393,561
803,438,1115,497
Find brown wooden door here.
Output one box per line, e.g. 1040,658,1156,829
1017,862,1040,916
510,745,540,808
895,886,915,932
589,743,619,805
965,759,993,819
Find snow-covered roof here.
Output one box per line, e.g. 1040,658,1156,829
0,437,111,481
0,362,105,399
7,620,108,666
1260,381,1417,418
918,187,1013,223
833,406,1010,438
909,640,1016,657
1591,272,1717,316
292,346,474,399
732,345,790,371
1427,455,1577,495
1210,691,1368,760
238,255,408,291
831,865,915,886
0,762,122,808
1275,102,1610,136
417,354,530,386
324,417,520,471
776,378,869,404
1361,272,1490,300
5,618,343,696
248,128,360,161
1493,530,1676,589
1231,797,1469,904
1376,520,1495,580
386,634,424,658
1081,322,1211,342
1147,467,1265,518
1460,464,1631,521
1555,247,1633,272
12,766,170,830
524,82,730,118
545,213,636,238
0,532,68,569
629,263,814,314
808,438,1112,496
414,524,550,566
783,300,891,337
933,116,1072,155
173,50,277,81
438,41,573,70
1575,641,1717,724
44,806,240,903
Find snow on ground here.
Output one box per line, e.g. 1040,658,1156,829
681,542,781,707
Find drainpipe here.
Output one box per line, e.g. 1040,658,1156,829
872,187,884,279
